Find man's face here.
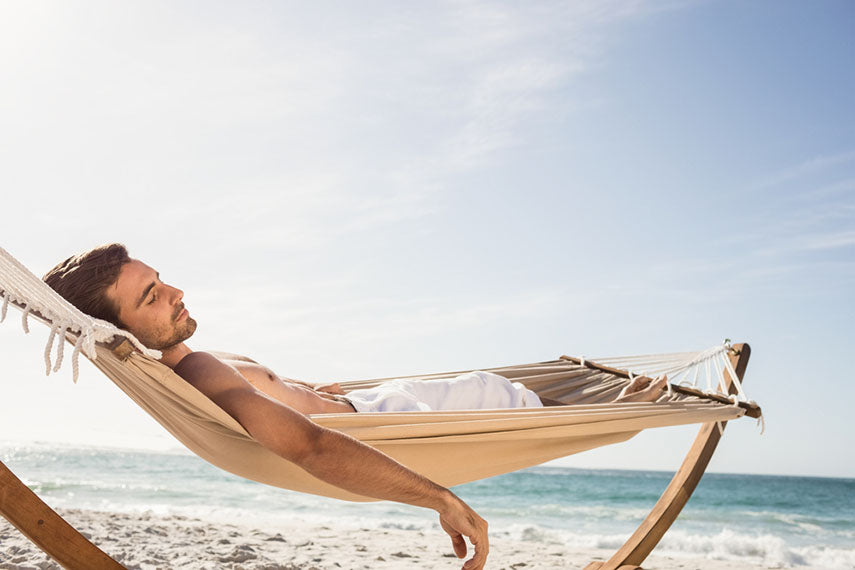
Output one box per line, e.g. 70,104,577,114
105,259,197,350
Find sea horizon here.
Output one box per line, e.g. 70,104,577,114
2,438,849,482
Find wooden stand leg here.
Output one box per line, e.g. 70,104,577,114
0,459,124,569
588,343,751,570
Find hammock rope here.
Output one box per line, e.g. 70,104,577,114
0,247,161,382
590,342,753,407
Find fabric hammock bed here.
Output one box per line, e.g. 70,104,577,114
0,247,761,570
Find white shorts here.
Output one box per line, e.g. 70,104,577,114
344,371,543,413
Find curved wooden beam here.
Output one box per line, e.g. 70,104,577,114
585,342,752,570
0,459,123,569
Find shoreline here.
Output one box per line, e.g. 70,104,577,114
0,507,819,570
2,443,850,569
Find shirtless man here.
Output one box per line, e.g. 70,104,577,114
44,244,667,570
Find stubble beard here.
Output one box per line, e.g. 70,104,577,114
139,316,198,351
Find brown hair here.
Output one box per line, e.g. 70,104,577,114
43,243,131,326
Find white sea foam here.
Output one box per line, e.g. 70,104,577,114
522,502,651,522
742,509,833,534
651,528,854,569
791,544,855,569
490,524,855,569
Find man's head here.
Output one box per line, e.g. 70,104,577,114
44,244,197,350
43,243,130,326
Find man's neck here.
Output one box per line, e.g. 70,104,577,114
159,342,193,369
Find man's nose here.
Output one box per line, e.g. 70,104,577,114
167,285,184,303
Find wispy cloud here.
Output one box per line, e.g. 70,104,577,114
795,230,855,252
413,0,665,172
750,150,855,192
722,148,855,264
1,1,689,264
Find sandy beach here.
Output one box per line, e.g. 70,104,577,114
0,508,813,570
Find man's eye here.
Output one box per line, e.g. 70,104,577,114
147,294,156,305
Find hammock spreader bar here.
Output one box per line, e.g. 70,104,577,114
558,354,761,418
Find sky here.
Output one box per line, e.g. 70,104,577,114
1,1,853,478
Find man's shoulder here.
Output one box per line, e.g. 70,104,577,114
207,351,258,364
172,352,263,415
173,351,232,384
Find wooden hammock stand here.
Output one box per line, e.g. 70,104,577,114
0,343,752,570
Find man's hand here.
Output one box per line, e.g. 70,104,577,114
314,382,345,395
439,496,489,570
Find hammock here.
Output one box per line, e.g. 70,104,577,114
0,247,761,569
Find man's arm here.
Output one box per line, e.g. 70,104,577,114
174,352,488,570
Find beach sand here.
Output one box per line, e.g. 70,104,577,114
0,508,814,570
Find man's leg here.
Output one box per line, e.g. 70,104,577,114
394,371,542,411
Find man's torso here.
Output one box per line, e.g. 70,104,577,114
181,351,355,415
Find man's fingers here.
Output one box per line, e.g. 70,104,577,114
438,499,489,570
463,533,488,570
440,517,468,559
450,532,467,558
440,516,487,569
462,517,488,570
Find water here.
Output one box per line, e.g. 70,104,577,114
2,443,853,568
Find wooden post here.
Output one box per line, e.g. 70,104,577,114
0,459,124,569
584,343,752,570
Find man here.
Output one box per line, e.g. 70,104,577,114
44,244,667,570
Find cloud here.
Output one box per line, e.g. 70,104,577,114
796,230,855,252
721,149,855,264
2,1,688,262
750,150,855,192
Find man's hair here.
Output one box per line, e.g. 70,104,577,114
43,243,130,327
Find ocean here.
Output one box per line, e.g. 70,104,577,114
1,443,853,569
